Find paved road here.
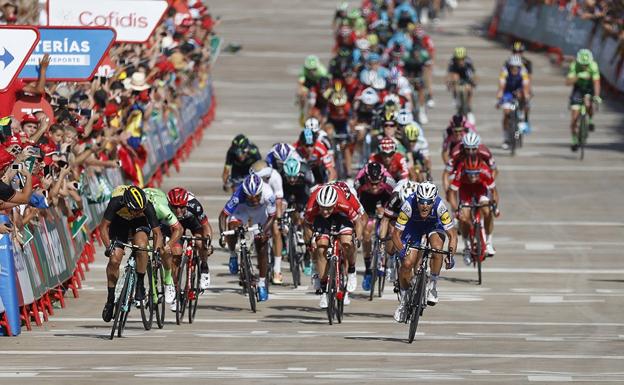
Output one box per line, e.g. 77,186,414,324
3,0,624,384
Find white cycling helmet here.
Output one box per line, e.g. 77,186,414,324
399,180,418,202
355,38,370,51
360,87,379,105
396,109,413,126
372,76,386,91
304,117,320,133
462,132,481,149
416,181,437,201
316,185,338,207
242,174,264,197
508,54,523,67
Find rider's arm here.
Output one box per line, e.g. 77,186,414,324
565,63,577,86
168,222,183,248
591,62,601,97
218,210,229,234
222,148,234,185
145,204,164,250
99,218,112,248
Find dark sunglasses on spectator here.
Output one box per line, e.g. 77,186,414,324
417,198,434,205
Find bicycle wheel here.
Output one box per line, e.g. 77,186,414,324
378,249,387,298
475,222,483,286
189,256,201,324
408,269,427,343
140,261,154,331
242,248,256,313
509,113,518,156
579,113,587,161
175,256,189,325
326,258,337,325
153,263,166,329
289,226,301,288
117,271,135,338
369,238,380,301
109,271,130,340
336,267,345,324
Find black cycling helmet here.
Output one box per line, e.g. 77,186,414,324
451,113,466,127
512,41,525,53
123,185,147,211
365,161,384,183
232,134,250,149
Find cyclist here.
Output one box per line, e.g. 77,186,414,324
441,114,475,164
305,117,332,153
508,41,532,76
219,174,276,302
446,47,477,124
369,137,409,181
326,89,353,177
566,48,601,152
403,43,432,124
165,187,213,301
351,87,381,162
222,134,261,192
411,23,435,108
448,157,500,262
378,112,408,155
496,55,530,150
100,185,164,322
402,122,432,182
265,142,300,172
354,162,396,291
392,182,457,322
443,132,498,194
251,160,286,284
298,55,329,107
294,128,337,184
304,184,364,308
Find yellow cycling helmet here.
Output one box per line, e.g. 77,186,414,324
404,123,421,142
454,47,467,59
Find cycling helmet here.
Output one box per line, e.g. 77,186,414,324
462,131,481,149
396,109,413,126
273,143,293,162
378,137,396,154
365,162,384,183
348,8,361,20
242,174,264,197
371,76,386,91
251,160,272,179
383,109,397,125
404,122,421,142
304,55,320,70
316,185,338,207
453,47,467,59
416,181,437,201
299,128,317,146
399,180,418,201
464,156,482,174
283,157,301,178
330,91,348,106
124,185,147,211
232,134,249,149
576,48,593,66
355,38,370,51
451,113,466,128
360,87,379,105
167,187,189,207
508,55,523,67
304,117,320,132
368,52,381,63
512,41,525,53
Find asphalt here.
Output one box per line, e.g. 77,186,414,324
2,0,624,384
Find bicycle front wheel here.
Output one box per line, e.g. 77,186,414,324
117,271,136,338
153,263,166,329
326,259,337,325
109,272,130,340
189,257,201,324
369,239,380,301
579,113,588,161
175,256,189,325
289,227,301,288
140,262,154,331
242,248,256,313
408,270,427,343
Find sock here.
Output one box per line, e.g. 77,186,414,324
463,237,470,249
163,269,173,285
364,257,372,274
258,277,266,288
230,251,237,258
400,288,407,300
486,233,492,244
137,272,145,288
107,287,115,303
274,256,282,273
347,265,356,274
430,274,439,288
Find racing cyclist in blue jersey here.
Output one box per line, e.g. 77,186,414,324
265,142,301,172
391,182,457,322
496,55,531,150
218,174,276,301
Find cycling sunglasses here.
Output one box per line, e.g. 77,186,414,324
417,198,434,206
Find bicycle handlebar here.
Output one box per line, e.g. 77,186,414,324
459,202,493,209
407,243,452,256
221,224,260,237
181,235,212,243
111,240,152,253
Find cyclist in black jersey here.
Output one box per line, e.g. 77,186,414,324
100,185,164,323
222,134,261,192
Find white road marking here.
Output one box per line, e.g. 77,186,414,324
529,296,605,304
528,375,573,382
525,242,555,251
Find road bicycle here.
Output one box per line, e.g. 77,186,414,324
324,227,348,325
369,215,387,301
174,235,211,324
282,208,305,288
576,93,597,161
222,224,260,312
459,200,494,285
504,95,524,156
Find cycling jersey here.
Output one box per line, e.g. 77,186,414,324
354,165,396,192
173,192,209,231
283,163,315,211
447,57,476,83
104,186,159,228
442,122,476,153
383,179,414,219
299,64,329,89
304,186,360,225
369,152,409,181
450,161,495,205
224,144,262,179
567,60,599,91
403,48,431,79
223,183,276,225
499,66,528,94
294,139,335,183
143,188,179,227
395,195,453,247
265,143,301,170
446,142,497,173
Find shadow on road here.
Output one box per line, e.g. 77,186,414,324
589,278,624,284
440,276,480,285
344,335,408,344
197,304,247,312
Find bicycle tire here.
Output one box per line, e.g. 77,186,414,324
378,250,388,298
242,247,256,313
289,226,301,288
457,87,467,116
140,262,154,331
408,269,427,343
579,113,587,161
153,263,166,329
475,222,483,285
369,238,380,301
175,256,189,325
189,255,201,324
117,270,135,338
109,272,129,340
510,113,518,156
336,266,345,324
326,258,337,325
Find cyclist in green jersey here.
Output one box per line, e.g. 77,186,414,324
298,55,329,123
144,188,184,303
566,49,602,151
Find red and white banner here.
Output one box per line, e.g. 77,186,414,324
47,0,168,43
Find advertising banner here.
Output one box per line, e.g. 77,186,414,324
0,26,39,92
47,0,168,43
0,218,21,336
19,27,115,81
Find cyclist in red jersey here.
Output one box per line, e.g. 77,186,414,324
448,157,500,263
304,185,364,308
294,128,337,183
442,132,497,194
369,137,409,181
442,114,476,164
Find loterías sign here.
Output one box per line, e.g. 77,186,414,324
47,0,168,43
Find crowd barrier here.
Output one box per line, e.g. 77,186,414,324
490,0,624,93
0,78,216,336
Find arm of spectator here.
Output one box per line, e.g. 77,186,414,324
47,167,70,204
22,54,50,95
29,116,51,144
21,207,39,228
81,113,99,138
9,169,33,205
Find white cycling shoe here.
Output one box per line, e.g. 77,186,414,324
486,242,496,256
426,282,439,306
319,293,328,309
200,272,211,290
344,292,351,306
347,273,357,293
164,284,175,304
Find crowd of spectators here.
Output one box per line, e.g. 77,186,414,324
0,1,219,245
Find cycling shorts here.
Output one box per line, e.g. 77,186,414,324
312,214,354,241
109,216,151,244
458,185,490,206
569,86,594,107
328,118,349,136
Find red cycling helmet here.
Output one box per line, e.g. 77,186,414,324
167,187,189,207
378,137,396,154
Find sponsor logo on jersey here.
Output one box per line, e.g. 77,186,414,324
440,211,451,225
397,211,409,225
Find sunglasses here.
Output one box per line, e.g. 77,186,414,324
465,169,481,176
171,205,186,210
417,198,434,206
